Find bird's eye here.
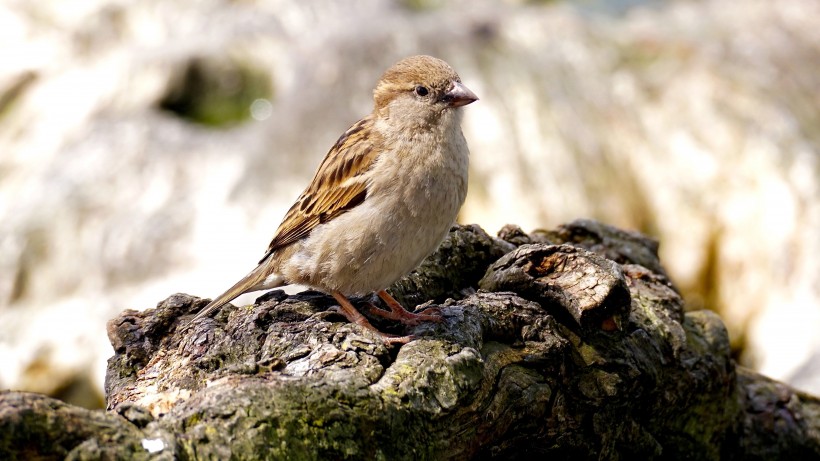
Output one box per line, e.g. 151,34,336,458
414,86,429,97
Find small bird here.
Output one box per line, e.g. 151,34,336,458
194,55,478,343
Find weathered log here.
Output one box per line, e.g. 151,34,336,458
2,221,819,460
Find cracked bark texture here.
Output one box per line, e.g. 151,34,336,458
2,221,819,460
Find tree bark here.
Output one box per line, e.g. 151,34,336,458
2,221,819,460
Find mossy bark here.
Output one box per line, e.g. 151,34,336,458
2,221,819,460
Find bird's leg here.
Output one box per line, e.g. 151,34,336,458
331,292,413,345
365,290,443,326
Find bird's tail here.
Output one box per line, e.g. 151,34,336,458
193,263,285,321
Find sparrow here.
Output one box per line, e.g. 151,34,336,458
194,55,478,343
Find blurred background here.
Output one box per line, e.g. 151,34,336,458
1,0,818,409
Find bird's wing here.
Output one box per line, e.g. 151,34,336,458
259,115,382,263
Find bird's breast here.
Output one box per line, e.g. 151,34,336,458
283,126,469,295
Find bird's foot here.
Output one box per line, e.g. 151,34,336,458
365,303,442,326
365,290,444,326
331,292,415,346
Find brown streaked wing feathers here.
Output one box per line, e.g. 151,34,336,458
259,116,380,263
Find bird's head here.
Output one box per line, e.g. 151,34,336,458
373,55,478,129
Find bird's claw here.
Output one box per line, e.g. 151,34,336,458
416,306,443,318
365,303,443,326
379,333,416,345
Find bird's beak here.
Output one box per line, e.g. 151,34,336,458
443,81,479,107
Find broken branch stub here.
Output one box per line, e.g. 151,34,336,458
479,244,631,332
